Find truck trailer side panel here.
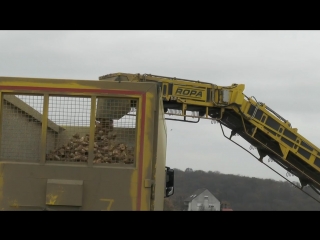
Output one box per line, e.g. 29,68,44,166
0,77,165,210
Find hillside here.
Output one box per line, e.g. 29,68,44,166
164,169,320,211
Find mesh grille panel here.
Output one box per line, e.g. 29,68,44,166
1,94,44,162
46,96,91,162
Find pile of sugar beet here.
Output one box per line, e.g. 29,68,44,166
46,119,134,164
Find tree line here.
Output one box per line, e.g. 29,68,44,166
164,169,320,211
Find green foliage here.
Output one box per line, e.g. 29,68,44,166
165,169,320,211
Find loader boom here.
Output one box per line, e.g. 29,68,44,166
99,72,320,200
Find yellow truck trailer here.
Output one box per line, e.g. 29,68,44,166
0,76,173,210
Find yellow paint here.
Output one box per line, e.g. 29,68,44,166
0,164,4,209
0,166,3,203
0,78,100,90
129,95,143,210
9,199,19,208
0,77,150,98
100,198,114,211
140,91,154,210
128,90,157,211
46,194,58,205
130,170,138,210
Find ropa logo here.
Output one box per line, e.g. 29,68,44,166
175,88,203,98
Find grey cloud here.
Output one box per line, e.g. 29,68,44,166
0,30,319,181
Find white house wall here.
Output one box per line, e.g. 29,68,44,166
189,189,220,211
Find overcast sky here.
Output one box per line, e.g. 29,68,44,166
1,30,320,182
